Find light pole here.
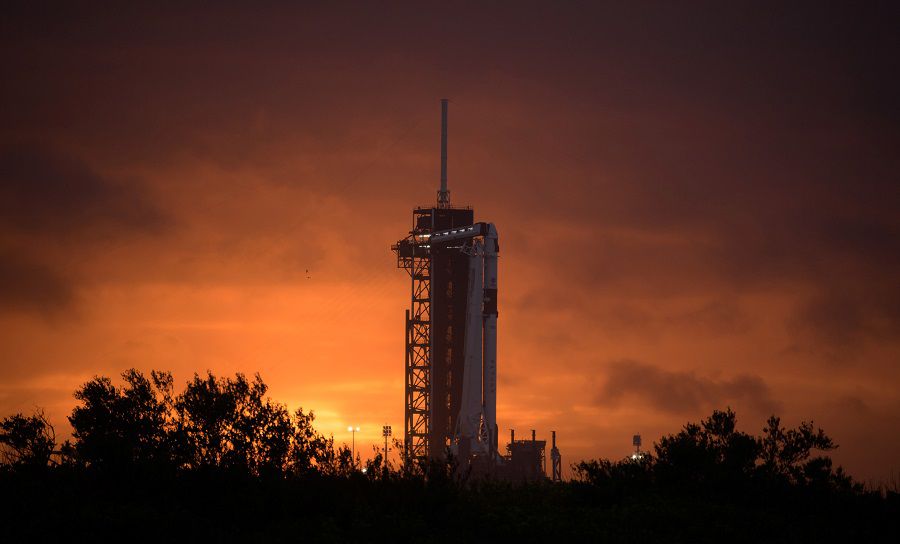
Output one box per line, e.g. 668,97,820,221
382,425,392,473
348,426,360,468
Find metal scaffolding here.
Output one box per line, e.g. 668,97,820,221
395,209,433,463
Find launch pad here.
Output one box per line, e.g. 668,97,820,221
392,100,561,481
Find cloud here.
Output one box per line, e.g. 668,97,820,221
667,300,751,336
790,287,900,356
0,249,74,316
512,289,750,340
0,143,171,317
0,142,169,237
595,359,781,416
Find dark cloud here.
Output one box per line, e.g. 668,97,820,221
0,249,74,316
596,359,781,416
780,217,900,356
669,301,751,336
0,143,169,237
0,143,171,317
832,395,870,416
513,289,750,339
790,287,900,356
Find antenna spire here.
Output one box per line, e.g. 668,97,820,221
437,98,450,208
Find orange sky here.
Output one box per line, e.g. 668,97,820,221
1,3,898,482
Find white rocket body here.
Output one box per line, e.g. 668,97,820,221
441,223,499,461
455,239,485,455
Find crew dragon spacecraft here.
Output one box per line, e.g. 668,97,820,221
392,99,501,468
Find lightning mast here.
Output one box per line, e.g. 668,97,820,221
438,98,450,208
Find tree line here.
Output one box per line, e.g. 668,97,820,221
1,369,896,541
1,369,365,477
0,368,867,493
574,408,859,495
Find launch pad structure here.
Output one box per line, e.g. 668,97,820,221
392,100,560,480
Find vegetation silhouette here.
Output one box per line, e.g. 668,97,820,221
1,369,896,542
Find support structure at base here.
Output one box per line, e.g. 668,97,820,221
551,430,562,482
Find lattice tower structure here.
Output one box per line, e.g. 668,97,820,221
394,206,474,463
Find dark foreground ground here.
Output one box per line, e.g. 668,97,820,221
2,469,896,543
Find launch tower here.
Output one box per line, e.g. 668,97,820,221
392,100,499,465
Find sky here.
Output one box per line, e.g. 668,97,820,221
1,2,898,482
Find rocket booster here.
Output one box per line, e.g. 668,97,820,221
483,223,498,454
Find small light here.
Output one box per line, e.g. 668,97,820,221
348,426,353,432
361,468,368,474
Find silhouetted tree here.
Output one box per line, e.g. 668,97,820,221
364,447,386,480
68,369,173,469
315,443,355,476
654,408,759,489
575,409,856,497
173,371,293,474
573,455,653,490
289,407,332,477
759,415,856,490
0,410,55,469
